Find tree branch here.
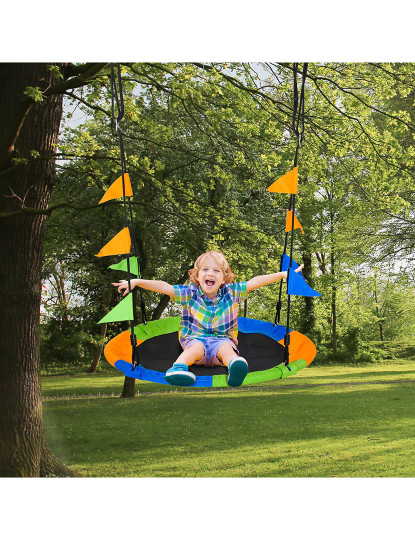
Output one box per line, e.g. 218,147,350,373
63,92,111,117
44,63,109,97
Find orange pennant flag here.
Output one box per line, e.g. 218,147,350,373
267,167,298,194
95,227,131,257
99,173,133,204
285,211,304,234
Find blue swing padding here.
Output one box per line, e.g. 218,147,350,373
114,360,219,387
112,317,295,387
238,317,288,340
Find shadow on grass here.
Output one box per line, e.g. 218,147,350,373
281,368,415,383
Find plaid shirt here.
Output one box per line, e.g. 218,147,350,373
172,282,248,347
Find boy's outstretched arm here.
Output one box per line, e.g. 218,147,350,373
112,278,175,298
246,265,304,293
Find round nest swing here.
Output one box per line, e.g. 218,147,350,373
104,316,316,387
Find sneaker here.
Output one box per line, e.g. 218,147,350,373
227,357,248,387
164,363,196,386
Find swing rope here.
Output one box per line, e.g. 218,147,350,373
110,63,147,368
273,62,308,365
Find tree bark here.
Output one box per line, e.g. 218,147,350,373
373,273,384,342
89,322,108,373
120,376,137,398
0,63,75,476
300,250,316,337
151,268,189,321
89,286,112,372
330,250,338,353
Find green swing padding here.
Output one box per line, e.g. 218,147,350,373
211,358,307,387
134,317,181,341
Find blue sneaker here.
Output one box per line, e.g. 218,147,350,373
164,363,196,386
227,357,248,387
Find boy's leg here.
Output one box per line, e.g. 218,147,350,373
216,341,238,367
175,341,205,366
164,341,205,386
217,342,248,387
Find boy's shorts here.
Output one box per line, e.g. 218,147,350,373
182,336,238,367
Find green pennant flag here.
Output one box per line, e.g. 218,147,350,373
108,257,139,277
98,293,134,324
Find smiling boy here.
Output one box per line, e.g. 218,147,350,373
113,250,302,387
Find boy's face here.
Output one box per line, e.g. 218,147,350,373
197,256,226,299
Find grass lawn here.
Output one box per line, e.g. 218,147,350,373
42,362,415,477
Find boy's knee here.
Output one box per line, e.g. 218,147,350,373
185,340,205,360
217,341,235,359
191,341,205,354
217,341,232,353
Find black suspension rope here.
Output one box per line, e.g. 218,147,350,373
110,63,147,369
272,63,308,365
275,63,308,326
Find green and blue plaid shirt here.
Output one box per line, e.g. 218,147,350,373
172,282,248,347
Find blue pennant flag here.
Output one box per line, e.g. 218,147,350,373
281,254,304,277
287,267,321,297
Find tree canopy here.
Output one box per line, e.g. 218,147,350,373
44,62,415,350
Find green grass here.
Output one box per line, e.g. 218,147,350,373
370,340,415,361
41,361,415,398
42,363,415,477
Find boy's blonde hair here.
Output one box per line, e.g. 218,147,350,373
188,250,236,286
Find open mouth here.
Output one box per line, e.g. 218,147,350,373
205,279,215,287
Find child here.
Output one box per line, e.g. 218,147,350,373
113,250,303,387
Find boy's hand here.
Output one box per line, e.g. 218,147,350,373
282,264,304,280
112,280,132,296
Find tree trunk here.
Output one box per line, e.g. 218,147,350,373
379,320,384,342
151,268,189,321
151,293,172,321
120,376,137,398
373,274,384,342
89,322,108,373
0,63,75,476
330,251,338,353
328,205,338,354
89,286,112,372
300,250,316,336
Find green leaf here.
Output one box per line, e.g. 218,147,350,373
24,86,44,103
48,65,64,80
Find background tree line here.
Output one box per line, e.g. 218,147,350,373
41,62,415,369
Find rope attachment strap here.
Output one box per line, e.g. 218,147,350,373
110,63,147,368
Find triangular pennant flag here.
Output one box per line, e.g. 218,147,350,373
108,256,139,277
267,167,298,194
285,210,304,234
287,268,321,297
281,254,304,277
99,173,133,204
95,227,131,257
98,293,134,324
